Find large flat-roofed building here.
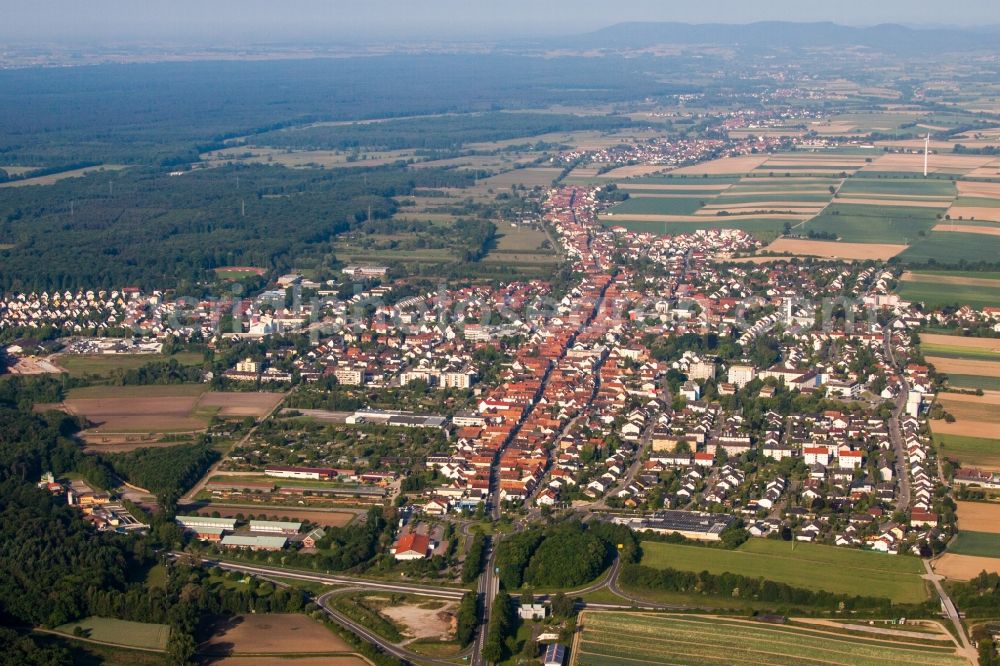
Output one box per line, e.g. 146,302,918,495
249,520,302,535
265,465,337,481
175,515,237,531
221,535,287,551
347,408,447,429
175,515,238,541
611,510,735,541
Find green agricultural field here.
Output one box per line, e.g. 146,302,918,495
58,352,204,378
946,374,1000,391
637,539,927,603
954,197,1000,208
838,178,957,197
576,612,966,666
65,383,209,399
630,174,741,184
935,433,1000,468
948,531,1000,558
55,617,170,650
920,343,1000,362
600,217,789,242
898,279,1000,310
713,192,833,203
609,197,708,215
898,231,1000,265
804,204,942,244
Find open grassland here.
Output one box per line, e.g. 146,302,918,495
574,612,966,666
199,614,353,655
637,539,927,603
196,391,285,417
0,164,127,187
762,238,907,260
899,274,1000,309
903,271,1000,287
956,501,1000,533
934,553,1000,580
803,204,941,244
948,531,1000,558
56,616,170,650
57,352,204,378
899,231,1000,265
63,384,211,435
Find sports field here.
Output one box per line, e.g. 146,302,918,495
935,433,1000,469
637,539,927,603
574,612,966,666
56,616,170,650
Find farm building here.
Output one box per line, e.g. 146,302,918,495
392,533,431,560
543,643,566,666
265,465,338,480
220,535,287,551
175,515,237,541
249,520,302,535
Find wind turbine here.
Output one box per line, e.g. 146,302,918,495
923,133,930,178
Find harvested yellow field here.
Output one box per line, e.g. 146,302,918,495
956,501,1000,534
866,153,996,172
934,553,1000,581
723,255,802,264
601,165,671,178
701,201,825,210
945,207,1000,222
763,238,907,260
932,224,1000,237
838,197,951,208
920,334,1000,350
930,392,1000,439
957,181,1000,198
927,357,1000,378
670,155,768,174
618,183,731,191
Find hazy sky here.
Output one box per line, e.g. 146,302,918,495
3,0,1000,43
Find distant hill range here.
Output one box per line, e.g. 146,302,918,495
560,21,1000,54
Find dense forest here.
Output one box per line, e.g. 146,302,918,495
0,55,690,166
0,164,475,291
493,520,638,590
100,441,219,511
254,112,636,151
